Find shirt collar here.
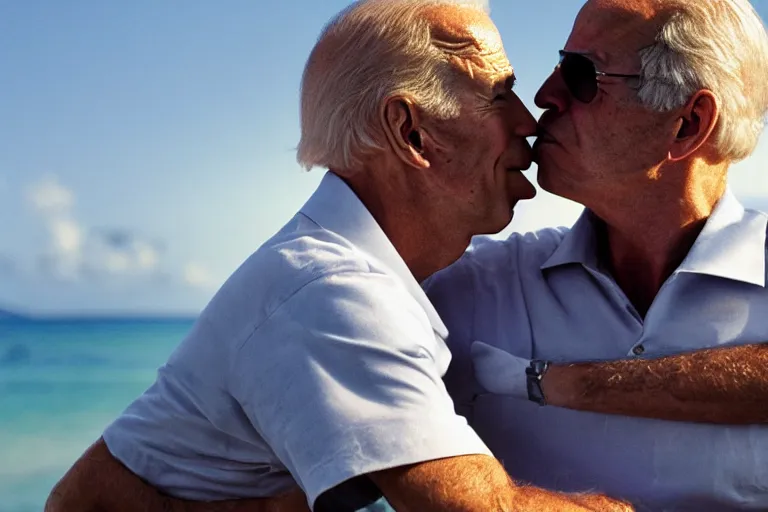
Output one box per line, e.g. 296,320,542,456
676,188,766,286
541,189,767,287
540,208,600,272
299,171,449,338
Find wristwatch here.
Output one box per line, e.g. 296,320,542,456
525,359,550,406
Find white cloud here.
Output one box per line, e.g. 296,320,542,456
27,176,83,280
89,233,161,277
50,217,83,256
183,262,220,291
103,251,131,274
135,241,160,270
28,175,74,215
27,176,164,281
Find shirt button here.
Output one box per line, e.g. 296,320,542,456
632,345,645,356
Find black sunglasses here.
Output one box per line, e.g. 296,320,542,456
558,50,641,103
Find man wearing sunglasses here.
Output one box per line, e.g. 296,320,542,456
425,0,768,510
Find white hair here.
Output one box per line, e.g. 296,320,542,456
296,0,491,171
637,0,768,162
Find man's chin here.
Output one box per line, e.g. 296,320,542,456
537,170,584,206
484,207,516,236
536,167,558,196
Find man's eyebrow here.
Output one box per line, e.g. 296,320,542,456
493,73,516,92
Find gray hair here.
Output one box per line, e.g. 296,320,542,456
637,0,768,162
296,0,491,171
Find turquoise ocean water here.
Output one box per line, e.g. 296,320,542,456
0,317,194,512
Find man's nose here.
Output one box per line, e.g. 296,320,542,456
534,69,569,114
508,93,537,137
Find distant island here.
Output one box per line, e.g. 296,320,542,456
0,308,25,321
0,306,198,322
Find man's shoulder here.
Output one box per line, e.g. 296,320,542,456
198,214,392,342
254,215,374,283
228,215,379,301
466,226,571,269
423,226,570,337
427,226,571,289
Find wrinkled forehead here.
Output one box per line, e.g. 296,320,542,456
566,0,670,65
423,4,512,81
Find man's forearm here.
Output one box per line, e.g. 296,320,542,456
370,454,632,512
45,438,309,512
543,343,768,424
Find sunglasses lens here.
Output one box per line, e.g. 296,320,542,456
560,53,598,103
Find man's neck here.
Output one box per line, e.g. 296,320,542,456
338,170,471,283
591,165,727,316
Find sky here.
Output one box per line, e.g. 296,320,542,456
2,1,768,315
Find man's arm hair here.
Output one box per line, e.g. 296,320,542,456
543,342,768,424
45,438,309,512
368,454,633,512
47,439,634,512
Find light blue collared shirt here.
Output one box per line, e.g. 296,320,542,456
103,172,489,510
425,189,768,511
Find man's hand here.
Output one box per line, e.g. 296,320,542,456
45,438,310,512
368,454,633,512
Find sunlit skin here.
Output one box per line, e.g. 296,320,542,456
424,2,538,233
344,3,538,282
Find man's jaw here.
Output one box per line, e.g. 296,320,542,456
506,167,537,201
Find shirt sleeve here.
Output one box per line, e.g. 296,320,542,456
230,270,491,509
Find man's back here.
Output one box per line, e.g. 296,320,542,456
102,172,489,509
427,191,768,511
102,214,364,500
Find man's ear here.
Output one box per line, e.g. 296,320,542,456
380,97,430,169
668,90,719,162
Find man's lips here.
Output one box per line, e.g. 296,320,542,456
535,127,557,145
505,147,534,172
507,162,532,173
532,128,558,161
505,165,537,200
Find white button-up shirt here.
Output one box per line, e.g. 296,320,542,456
425,189,768,511
103,172,489,510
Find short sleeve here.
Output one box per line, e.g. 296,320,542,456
230,270,491,509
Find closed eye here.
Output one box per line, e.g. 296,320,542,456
493,75,517,101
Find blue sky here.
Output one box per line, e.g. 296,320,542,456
2,1,768,314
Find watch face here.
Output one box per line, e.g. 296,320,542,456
526,360,548,405
527,360,548,378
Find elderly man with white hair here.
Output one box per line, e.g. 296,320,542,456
45,0,631,511
424,0,768,510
